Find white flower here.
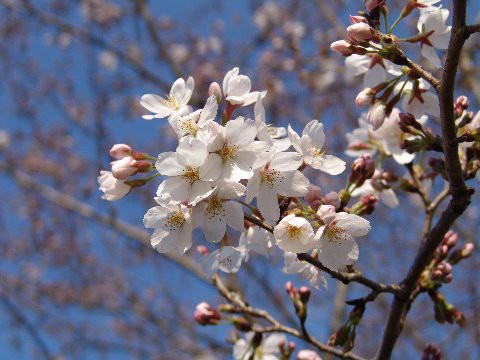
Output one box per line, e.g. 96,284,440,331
254,96,291,151
233,332,286,360
315,205,370,271
201,246,246,278
155,137,221,205
282,252,327,289
351,175,399,208
374,108,427,165
417,8,451,68
239,225,275,257
193,181,245,243
400,80,439,118
288,120,345,175
98,170,130,201
207,116,265,181
345,54,401,88
169,95,217,139
143,203,193,254
345,113,379,158
274,215,316,253
140,76,194,119
222,67,266,106
246,149,310,224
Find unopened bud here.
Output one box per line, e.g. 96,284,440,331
429,158,447,179
305,185,322,209
134,160,153,172
347,23,374,43
109,144,133,159
365,0,385,12
400,138,424,153
349,15,368,24
232,316,252,332
349,154,375,187
454,95,469,118
360,194,377,215
330,40,353,56
111,156,137,180
442,230,458,248
398,112,423,133
448,243,474,264
324,191,341,209
422,343,441,360
194,302,221,326
355,88,375,107
367,101,387,130
285,281,295,296
196,245,209,255
298,286,311,303
208,82,222,104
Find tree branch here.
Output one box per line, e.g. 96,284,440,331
375,1,475,358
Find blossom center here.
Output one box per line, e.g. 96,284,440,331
163,95,180,110
219,255,234,268
325,224,346,243
310,146,325,158
179,118,198,135
205,197,225,218
182,166,200,185
164,211,185,231
260,168,282,187
286,225,302,240
218,143,237,161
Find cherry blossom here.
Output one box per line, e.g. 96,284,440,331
400,79,439,118
273,215,316,253
155,137,221,205
254,96,291,151
98,170,131,201
297,349,323,360
345,54,401,88
207,116,265,181
201,246,246,277
239,225,275,257
143,203,193,254
169,95,217,139
193,181,245,243
140,76,194,119
282,252,327,289
110,156,137,180
315,205,370,271
352,174,399,208
222,67,266,106
417,8,451,68
246,149,310,223
233,332,286,360
288,120,346,175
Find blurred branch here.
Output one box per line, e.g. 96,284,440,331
7,0,170,90
135,0,183,78
0,292,52,360
0,164,207,283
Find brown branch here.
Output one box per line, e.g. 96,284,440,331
297,254,403,297
11,0,170,90
376,1,475,358
213,275,366,360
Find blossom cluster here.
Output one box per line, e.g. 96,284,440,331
98,66,376,286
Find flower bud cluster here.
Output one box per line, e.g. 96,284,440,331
285,281,311,321
328,304,365,352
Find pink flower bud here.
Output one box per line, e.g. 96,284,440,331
367,101,387,130
355,88,375,106
324,191,341,209
398,112,423,132
298,286,311,303
360,194,377,215
365,0,385,12
194,302,221,326
109,144,132,159
110,156,137,180
461,243,474,258
442,230,458,248
297,349,322,360
330,40,353,56
196,245,209,255
305,185,322,206
454,95,469,118
349,15,368,24
285,281,295,296
347,23,374,43
349,154,375,187
208,82,222,104
288,341,296,351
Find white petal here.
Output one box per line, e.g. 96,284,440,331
177,137,208,167
224,201,245,231
199,153,223,181
245,171,261,204
226,117,257,147
155,152,184,176
287,124,303,155
312,154,346,175
275,171,310,197
202,216,226,243
257,184,280,223
170,78,186,103
379,188,399,208
335,213,371,237
270,152,303,171
226,75,251,97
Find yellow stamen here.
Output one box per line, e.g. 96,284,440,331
182,166,199,185
164,211,185,231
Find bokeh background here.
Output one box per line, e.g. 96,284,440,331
0,0,479,359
